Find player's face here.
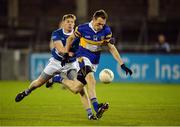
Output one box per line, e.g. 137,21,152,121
63,18,75,32
93,17,106,31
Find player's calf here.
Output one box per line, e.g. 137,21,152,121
61,78,83,94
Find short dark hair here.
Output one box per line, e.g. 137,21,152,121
93,10,108,20
62,14,76,21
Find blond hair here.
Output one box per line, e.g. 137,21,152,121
62,14,76,21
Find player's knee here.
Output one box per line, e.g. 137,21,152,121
79,89,85,96
86,73,96,85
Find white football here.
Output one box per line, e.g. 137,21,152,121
99,69,114,84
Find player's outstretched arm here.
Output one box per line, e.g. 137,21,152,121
107,43,133,76
107,43,124,65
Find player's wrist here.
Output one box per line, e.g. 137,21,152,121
121,64,126,69
63,53,69,58
121,64,133,76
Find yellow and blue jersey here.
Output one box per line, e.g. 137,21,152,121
51,28,79,62
74,22,112,64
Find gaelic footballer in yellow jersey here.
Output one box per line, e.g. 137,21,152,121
61,10,133,119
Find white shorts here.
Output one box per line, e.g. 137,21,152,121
43,57,80,76
81,57,98,72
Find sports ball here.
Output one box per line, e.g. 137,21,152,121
99,69,114,83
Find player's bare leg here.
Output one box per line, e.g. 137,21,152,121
46,72,68,89
85,72,109,119
15,74,51,102
61,79,83,94
85,72,96,99
46,70,97,120
66,69,96,118
79,87,97,120
51,68,108,119
61,80,97,119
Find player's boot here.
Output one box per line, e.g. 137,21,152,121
46,78,54,88
88,114,98,120
96,102,109,119
15,91,27,102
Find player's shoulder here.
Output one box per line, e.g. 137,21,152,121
78,22,89,28
52,28,63,35
51,28,63,40
77,23,89,30
103,25,111,33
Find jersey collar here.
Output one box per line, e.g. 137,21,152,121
62,28,74,35
89,21,98,33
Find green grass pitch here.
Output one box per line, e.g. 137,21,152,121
0,81,180,126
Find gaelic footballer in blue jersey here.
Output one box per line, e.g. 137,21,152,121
59,10,133,119
15,14,97,120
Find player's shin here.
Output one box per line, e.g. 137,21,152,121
85,72,97,98
79,88,95,119
85,73,99,113
79,87,91,109
18,81,37,97
26,77,48,95
25,80,38,94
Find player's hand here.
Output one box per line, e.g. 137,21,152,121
121,64,133,76
61,53,69,67
68,52,74,57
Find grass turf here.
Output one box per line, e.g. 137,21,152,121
0,81,180,126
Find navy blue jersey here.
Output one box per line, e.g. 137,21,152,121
51,28,79,62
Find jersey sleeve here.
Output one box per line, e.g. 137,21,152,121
74,26,82,38
104,26,112,43
51,31,61,42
